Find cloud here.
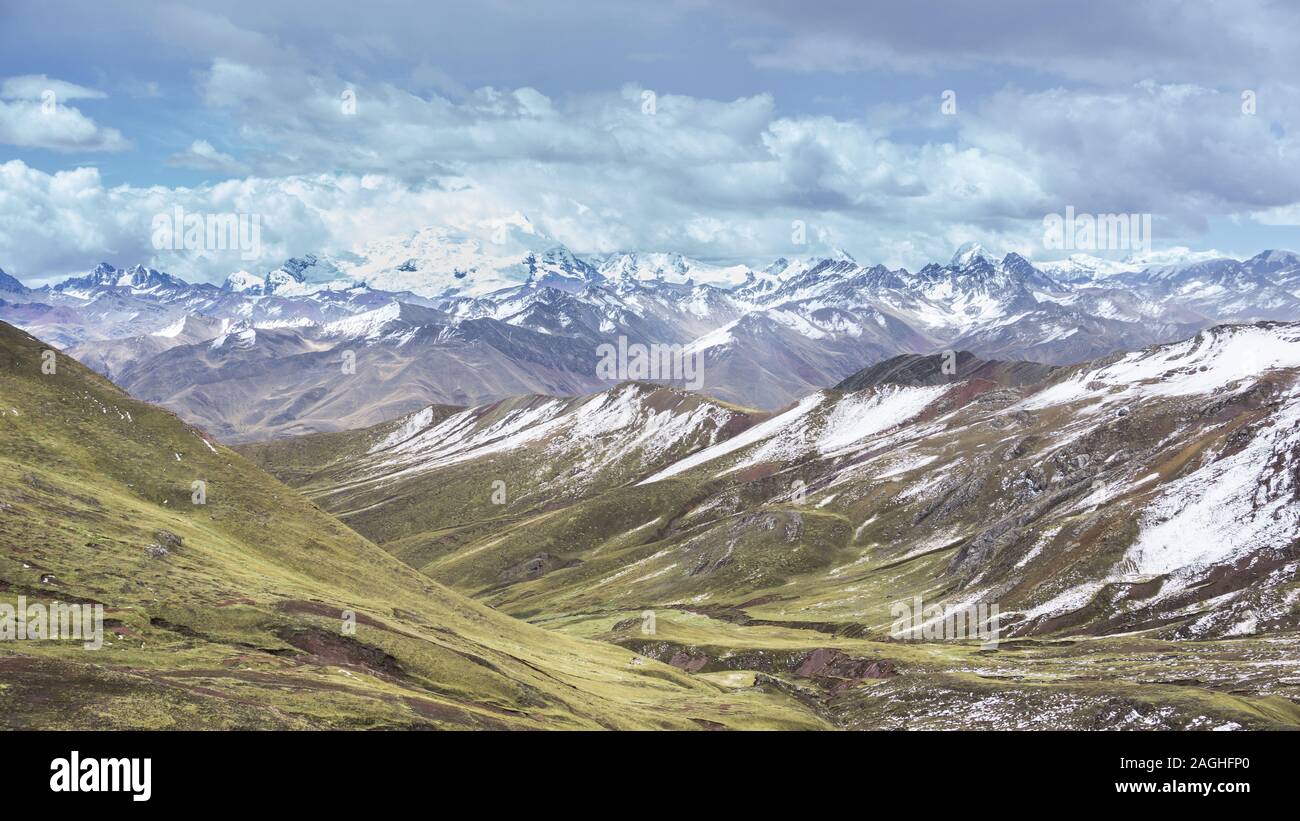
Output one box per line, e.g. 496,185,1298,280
409,63,469,98
4,70,1300,283
1,74,108,101
729,0,1300,86
0,101,130,153
0,74,129,152
0,73,130,152
4,3,1300,275
961,82,1300,233
0,159,521,284
167,139,248,175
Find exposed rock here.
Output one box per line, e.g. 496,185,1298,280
667,651,709,672
793,648,897,691
154,529,183,550
498,552,579,583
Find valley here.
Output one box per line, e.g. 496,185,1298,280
239,324,1300,729
4,239,1300,730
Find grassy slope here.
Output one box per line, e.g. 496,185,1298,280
243,378,1300,729
0,321,822,729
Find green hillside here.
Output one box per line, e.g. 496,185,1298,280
241,359,1300,730
0,320,821,729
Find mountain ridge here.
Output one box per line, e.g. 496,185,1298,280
0,317,822,730
239,320,1300,729
4,238,1300,440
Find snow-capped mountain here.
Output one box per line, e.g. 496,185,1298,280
272,322,1300,650
2,235,1299,438
948,240,995,268
0,266,27,295
1035,253,1141,283
333,221,598,298
54,262,202,300
597,251,751,289
222,254,354,296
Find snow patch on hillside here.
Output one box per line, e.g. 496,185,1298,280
1022,324,1300,410
816,385,949,456
640,393,826,484
553,386,737,471
1121,387,1300,582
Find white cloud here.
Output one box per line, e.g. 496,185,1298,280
2,68,1299,282
1,74,108,101
0,159,523,284
167,139,248,174
961,83,1300,232
0,75,129,152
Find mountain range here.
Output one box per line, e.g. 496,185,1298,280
7,310,1299,729
0,319,817,729
5,212,1300,731
236,321,1300,728
4,232,1300,442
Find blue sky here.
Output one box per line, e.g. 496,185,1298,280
3,0,1300,283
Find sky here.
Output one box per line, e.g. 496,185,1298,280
3,0,1300,284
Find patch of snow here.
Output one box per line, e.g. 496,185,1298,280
816,385,949,456
639,393,826,484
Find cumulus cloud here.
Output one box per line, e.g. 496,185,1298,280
3,3,1300,278
167,139,248,175
4,70,1299,283
0,159,527,284
179,63,1062,259
961,82,1300,235
0,75,130,152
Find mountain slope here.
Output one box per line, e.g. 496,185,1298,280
0,319,821,729
239,383,766,573
109,309,632,442
245,324,1300,729
5,242,1300,440
833,351,1056,392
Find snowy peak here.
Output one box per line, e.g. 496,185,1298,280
262,254,340,294
525,245,601,291
320,300,447,343
950,241,997,269
209,319,257,350
0,267,26,293
1036,253,1140,282
55,262,189,295
149,313,227,343
86,262,120,285
599,251,690,284
223,270,265,293
598,251,751,289
1244,249,1300,275
999,252,1062,290
339,225,588,298
762,257,794,277
218,256,347,296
